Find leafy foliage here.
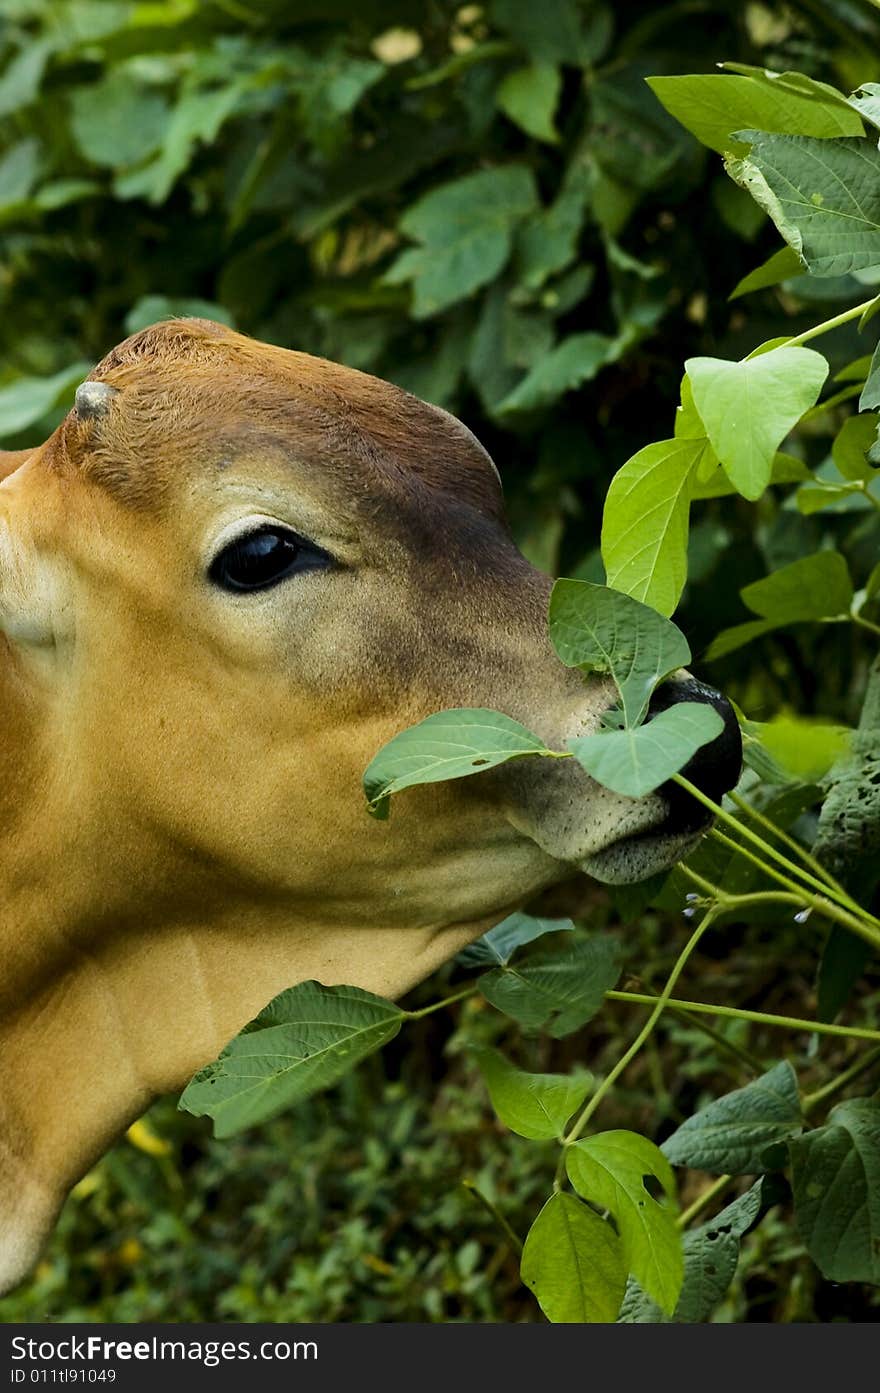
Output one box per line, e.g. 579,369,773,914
5,0,880,1329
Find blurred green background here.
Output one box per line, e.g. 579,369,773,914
2,0,880,1322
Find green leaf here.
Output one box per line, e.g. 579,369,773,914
385,166,538,318
728,133,880,278
569,702,725,799
746,716,851,785
457,913,573,967
859,342,880,412
521,1193,626,1323
479,934,622,1037
816,925,872,1022
648,71,863,157
789,1098,880,1283
729,245,805,300
811,654,880,901
70,70,169,169
125,295,235,335
795,479,867,515
362,707,555,818
491,0,604,66
0,361,93,440
0,38,52,119
662,1061,802,1175
497,331,617,414
116,82,247,205
178,981,405,1138
618,1178,774,1323
548,579,691,727
832,412,880,478
847,81,880,131
516,170,589,289
567,1130,682,1314
740,551,854,624
686,347,828,500
496,63,561,144
474,1047,591,1140
0,137,43,211
601,437,703,616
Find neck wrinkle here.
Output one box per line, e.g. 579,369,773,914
0,892,501,1297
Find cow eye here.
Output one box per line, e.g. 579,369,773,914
209,527,329,593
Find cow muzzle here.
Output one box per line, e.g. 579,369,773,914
503,676,742,886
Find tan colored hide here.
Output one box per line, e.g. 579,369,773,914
0,319,730,1293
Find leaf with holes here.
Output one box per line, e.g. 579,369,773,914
619,1177,776,1322
569,701,724,799
478,934,622,1037
548,580,691,728
363,708,555,818
474,1048,591,1140
179,982,405,1138
567,1130,683,1313
662,1061,802,1175
521,1193,626,1323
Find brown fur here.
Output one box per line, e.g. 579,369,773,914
0,320,698,1295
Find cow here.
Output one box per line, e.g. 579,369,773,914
0,318,740,1294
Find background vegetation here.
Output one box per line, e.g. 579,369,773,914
3,0,880,1323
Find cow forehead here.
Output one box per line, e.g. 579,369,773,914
52,318,506,525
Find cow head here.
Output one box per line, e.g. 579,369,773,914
0,319,740,1292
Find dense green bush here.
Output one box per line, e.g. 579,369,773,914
4,0,880,1324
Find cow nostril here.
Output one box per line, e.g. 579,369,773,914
646,676,742,825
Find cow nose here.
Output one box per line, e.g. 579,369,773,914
645,676,742,830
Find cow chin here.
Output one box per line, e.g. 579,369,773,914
578,824,705,886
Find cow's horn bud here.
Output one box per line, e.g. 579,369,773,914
75,380,118,419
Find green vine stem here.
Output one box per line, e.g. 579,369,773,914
727,789,847,900
461,1178,524,1255
605,990,880,1045
782,295,880,348
674,774,874,923
557,907,721,1168
702,829,880,950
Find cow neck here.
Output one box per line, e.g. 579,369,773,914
0,835,493,1295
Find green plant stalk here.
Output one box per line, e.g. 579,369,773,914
665,1003,763,1073
559,907,721,1156
853,609,880,635
706,828,880,950
801,1044,880,1114
404,984,477,1019
727,789,847,899
461,1179,523,1255
605,990,880,1044
783,296,880,349
677,1173,731,1230
675,774,872,920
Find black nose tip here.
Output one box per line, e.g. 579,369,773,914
646,677,742,829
